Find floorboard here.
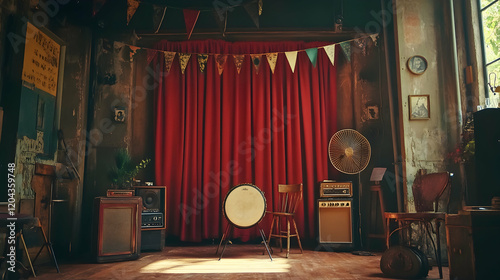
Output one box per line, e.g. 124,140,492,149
33,244,449,280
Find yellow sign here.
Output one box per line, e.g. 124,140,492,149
22,22,60,96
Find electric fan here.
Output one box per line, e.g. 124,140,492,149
328,129,371,252
328,129,371,174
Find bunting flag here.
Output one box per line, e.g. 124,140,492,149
340,41,351,62
147,49,158,65
233,55,245,74
323,44,336,66
197,54,209,73
153,6,167,33
266,53,278,74
179,53,191,74
244,1,260,28
370,34,379,46
285,51,298,73
93,0,108,16
127,0,140,25
354,38,367,56
215,54,227,75
250,54,262,74
128,45,141,61
163,51,176,74
305,48,318,67
183,9,200,40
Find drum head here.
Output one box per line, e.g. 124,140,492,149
223,184,266,228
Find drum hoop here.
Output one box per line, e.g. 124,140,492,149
223,183,267,229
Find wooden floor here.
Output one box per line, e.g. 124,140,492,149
32,244,449,280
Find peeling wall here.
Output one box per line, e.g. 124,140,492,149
393,0,466,263
395,0,462,211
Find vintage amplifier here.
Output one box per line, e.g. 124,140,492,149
319,181,352,197
106,189,134,197
141,212,164,228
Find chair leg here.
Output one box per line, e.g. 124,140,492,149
435,220,443,279
291,218,303,253
277,217,282,252
286,219,290,258
19,231,36,277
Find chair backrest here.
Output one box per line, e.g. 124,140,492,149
277,183,303,214
412,171,451,212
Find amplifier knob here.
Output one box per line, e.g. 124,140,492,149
341,203,344,206
321,203,326,206
346,202,350,206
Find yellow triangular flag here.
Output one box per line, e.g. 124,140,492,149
128,45,140,62
127,0,140,25
233,54,245,74
250,54,262,74
266,53,278,74
163,51,176,74
215,54,227,75
179,53,191,74
284,51,297,73
323,44,336,66
197,54,208,73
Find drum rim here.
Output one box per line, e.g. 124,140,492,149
223,183,267,229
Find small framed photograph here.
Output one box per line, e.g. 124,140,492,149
407,55,427,75
409,95,430,120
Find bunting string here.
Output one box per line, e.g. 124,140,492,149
110,33,378,75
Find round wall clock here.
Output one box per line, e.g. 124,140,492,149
407,55,427,75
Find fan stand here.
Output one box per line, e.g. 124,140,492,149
351,173,374,256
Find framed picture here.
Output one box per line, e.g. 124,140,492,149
407,55,427,75
409,95,430,120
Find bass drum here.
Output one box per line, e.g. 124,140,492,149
223,183,267,229
380,245,429,279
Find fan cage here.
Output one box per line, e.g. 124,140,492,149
328,129,371,174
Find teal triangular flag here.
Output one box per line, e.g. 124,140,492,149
340,41,351,62
305,48,318,67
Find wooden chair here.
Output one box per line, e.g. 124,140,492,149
384,171,452,279
266,183,303,258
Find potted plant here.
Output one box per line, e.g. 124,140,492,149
108,149,151,189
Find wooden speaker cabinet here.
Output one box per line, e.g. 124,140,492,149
93,196,142,263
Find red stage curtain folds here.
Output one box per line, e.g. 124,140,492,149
153,39,337,242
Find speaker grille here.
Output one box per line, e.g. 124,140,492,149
317,198,355,250
136,189,161,212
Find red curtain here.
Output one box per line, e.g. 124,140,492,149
153,40,337,242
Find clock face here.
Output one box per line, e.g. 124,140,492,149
407,55,427,75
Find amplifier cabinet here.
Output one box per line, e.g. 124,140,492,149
319,181,352,197
317,198,355,250
93,197,142,263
